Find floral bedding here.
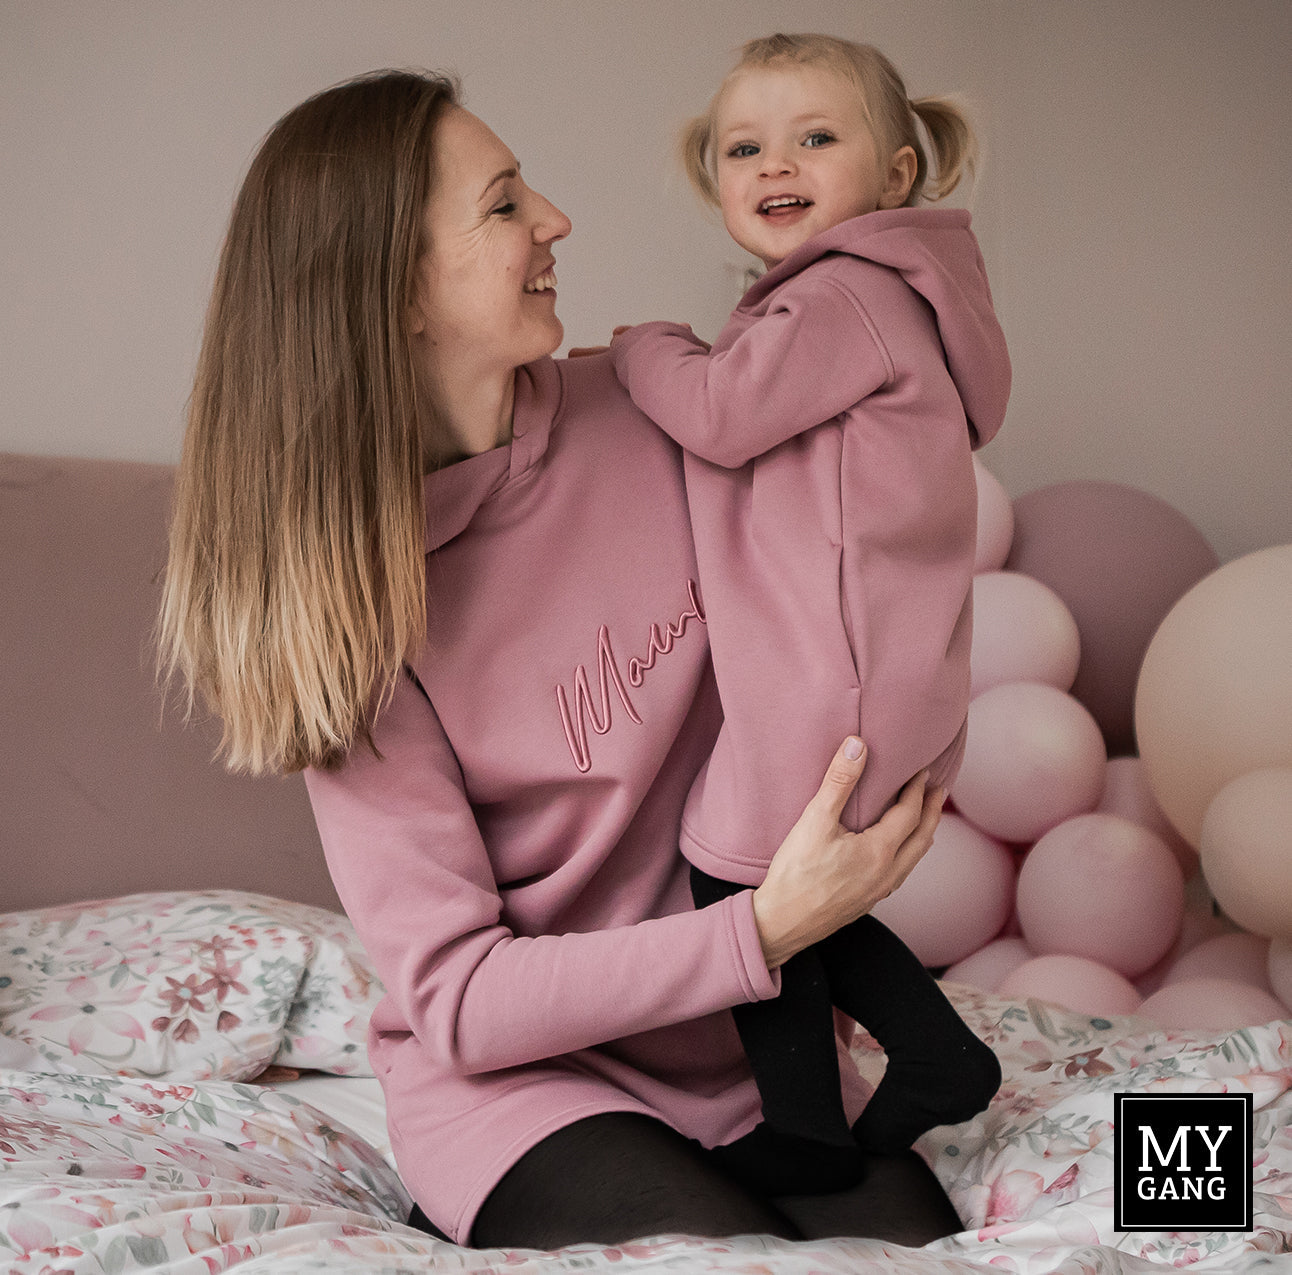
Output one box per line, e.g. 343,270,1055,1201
0,892,376,1081
3,893,1291,1274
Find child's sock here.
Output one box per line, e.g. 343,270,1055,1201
850,1031,1001,1154
818,915,1001,1154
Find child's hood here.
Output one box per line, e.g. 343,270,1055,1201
740,208,1011,447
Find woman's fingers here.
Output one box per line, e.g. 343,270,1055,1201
847,770,943,903
888,767,931,826
808,736,868,825
888,782,947,885
751,744,948,970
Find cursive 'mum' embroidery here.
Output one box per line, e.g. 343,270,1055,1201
556,580,706,773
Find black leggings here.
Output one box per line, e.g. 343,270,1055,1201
409,1111,963,1251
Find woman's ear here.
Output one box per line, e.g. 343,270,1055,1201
879,145,919,209
407,273,426,336
407,278,429,337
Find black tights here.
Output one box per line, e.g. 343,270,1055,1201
691,868,1001,1155
431,1112,963,1251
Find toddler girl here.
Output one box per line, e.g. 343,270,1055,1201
611,33,1008,1185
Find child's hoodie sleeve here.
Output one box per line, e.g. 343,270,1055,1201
610,273,892,468
304,669,778,1076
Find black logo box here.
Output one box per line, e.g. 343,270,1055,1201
1114,1093,1254,1232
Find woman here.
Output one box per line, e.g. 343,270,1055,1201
160,69,957,1250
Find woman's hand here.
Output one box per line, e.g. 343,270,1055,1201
751,739,945,970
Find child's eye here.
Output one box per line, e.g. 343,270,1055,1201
726,142,760,159
803,131,835,148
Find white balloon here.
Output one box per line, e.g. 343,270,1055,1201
1199,767,1292,940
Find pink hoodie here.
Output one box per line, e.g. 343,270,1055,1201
612,209,1011,884
305,355,873,1243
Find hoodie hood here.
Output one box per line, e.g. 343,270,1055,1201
422,358,560,553
742,208,1010,447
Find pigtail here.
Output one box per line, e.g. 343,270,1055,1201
909,95,978,202
679,112,720,209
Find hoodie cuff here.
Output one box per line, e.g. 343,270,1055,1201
610,321,703,383
724,889,782,1002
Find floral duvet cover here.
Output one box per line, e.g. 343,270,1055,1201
4,984,1291,1275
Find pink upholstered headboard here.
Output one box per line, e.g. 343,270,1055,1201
1,452,341,913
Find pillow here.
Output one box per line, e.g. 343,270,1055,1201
0,891,383,1081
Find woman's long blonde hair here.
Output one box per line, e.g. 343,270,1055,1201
681,33,977,211
159,70,459,775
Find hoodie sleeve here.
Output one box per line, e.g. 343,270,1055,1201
305,669,778,1077
610,274,893,468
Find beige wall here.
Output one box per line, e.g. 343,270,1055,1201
2,0,1288,561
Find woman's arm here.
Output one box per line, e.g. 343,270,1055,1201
307,675,942,1074
305,670,779,1076
610,274,891,468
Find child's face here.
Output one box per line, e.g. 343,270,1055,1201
714,63,916,270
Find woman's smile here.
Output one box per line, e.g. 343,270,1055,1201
524,265,558,295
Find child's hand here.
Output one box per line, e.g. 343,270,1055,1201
567,325,637,358
571,322,706,357
609,323,696,341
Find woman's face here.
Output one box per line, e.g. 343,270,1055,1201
410,107,571,389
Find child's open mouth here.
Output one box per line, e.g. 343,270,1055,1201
759,196,813,218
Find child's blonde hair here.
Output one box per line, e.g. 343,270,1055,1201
681,33,976,211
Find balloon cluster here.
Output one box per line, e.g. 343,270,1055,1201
870,460,1292,1031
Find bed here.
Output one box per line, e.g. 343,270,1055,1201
3,452,1290,1272
2,889,1291,1274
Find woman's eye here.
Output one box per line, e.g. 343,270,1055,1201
727,142,759,159
803,131,835,148
492,201,517,217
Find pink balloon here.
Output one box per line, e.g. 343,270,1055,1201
1016,814,1184,977
1136,547,1292,848
1096,756,1197,877
1137,978,1287,1031
999,954,1142,1018
952,683,1107,843
1135,881,1233,996
1163,932,1272,992
1007,480,1217,756
870,814,1016,968
944,937,1033,993
974,456,1014,573
970,572,1081,696
1198,766,1292,940
1267,939,1292,1011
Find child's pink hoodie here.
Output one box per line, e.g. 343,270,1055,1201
612,208,1011,883
304,355,872,1243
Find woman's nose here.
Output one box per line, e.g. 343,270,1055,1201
533,193,572,244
